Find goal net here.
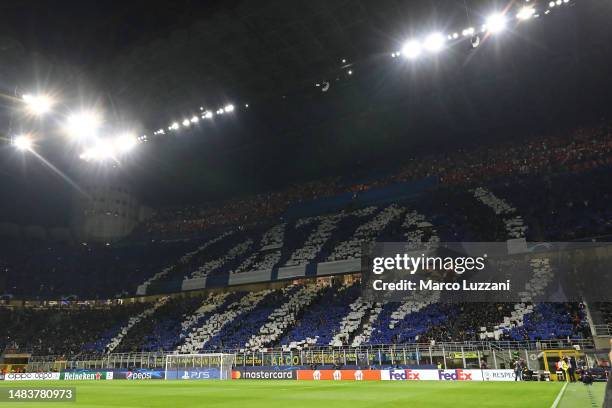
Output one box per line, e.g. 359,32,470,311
164,353,235,380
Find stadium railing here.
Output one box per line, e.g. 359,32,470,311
26,339,593,372
593,324,612,336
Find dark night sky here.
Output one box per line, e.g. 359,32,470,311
0,0,611,226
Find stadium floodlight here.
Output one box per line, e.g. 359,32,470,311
113,133,137,153
548,1,555,6
191,116,199,123
22,94,53,115
170,122,179,130
216,109,224,115
556,0,562,4
517,5,536,20
423,32,445,53
203,111,213,119
224,104,234,113
462,27,475,37
12,135,32,151
401,40,422,59
485,13,507,34
81,139,115,161
65,111,101,140
182,119,190,127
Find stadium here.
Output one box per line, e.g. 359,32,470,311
0,0,611,407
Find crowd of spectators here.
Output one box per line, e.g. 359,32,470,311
139,121,612,235
0,303,148,356
0,288,592,357
0,238,202,299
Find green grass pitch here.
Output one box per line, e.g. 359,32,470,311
0,380,605,408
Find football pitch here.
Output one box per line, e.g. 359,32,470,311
0,380,605,408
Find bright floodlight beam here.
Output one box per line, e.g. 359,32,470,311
423,33,445,53
13,135,32,151
462,27,475,37
22,94,53,115
80,140,116,162
401,40,422,59
486,13,507,34
114,134,138,153
65,111,101,139
517,6,536,20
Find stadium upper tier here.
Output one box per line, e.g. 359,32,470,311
1,121,612,299
138,121,612,236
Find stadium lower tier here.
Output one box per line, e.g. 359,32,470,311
0,281,592,357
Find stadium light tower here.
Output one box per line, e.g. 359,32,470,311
12,135,33,151
22,94,53,115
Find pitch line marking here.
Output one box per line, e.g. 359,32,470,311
550,381,568,408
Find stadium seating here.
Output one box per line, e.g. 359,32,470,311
1,123,610,357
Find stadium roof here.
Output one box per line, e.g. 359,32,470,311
0,0,611,224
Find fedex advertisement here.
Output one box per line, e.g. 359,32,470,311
381,369,438,381
382,369,506,381
437,369,483,381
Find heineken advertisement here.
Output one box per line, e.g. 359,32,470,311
61,371,114,380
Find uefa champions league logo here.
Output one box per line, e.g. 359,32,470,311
354,370,363,381
333,370,342,380
313,370,321,380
